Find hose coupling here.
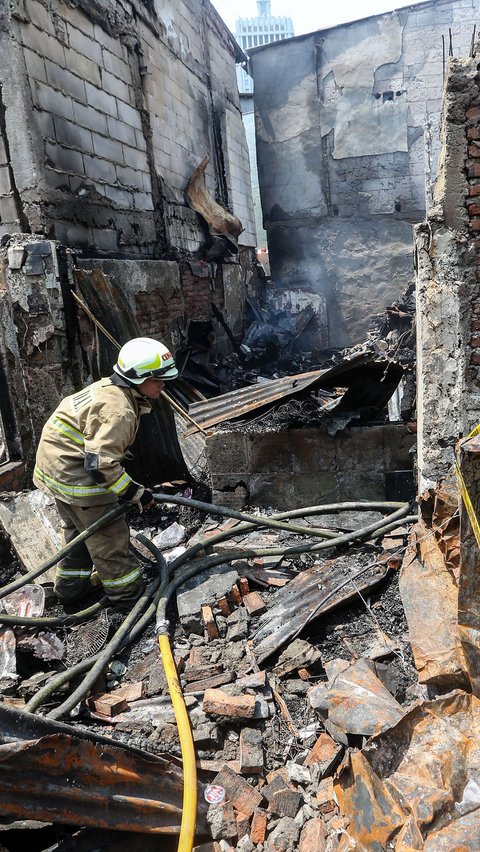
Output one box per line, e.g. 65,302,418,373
155,618,170,636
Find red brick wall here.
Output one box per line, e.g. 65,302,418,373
180,263,225,322
0,461,26,492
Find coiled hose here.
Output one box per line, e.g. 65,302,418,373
18,496,412,852
22,498,411,713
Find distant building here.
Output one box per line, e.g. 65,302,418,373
235,2,293,251
234,1,294,93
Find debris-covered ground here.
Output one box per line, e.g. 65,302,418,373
0,474,473,851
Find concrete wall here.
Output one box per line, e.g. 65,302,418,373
206,424,415,509
416,50,480,488
0,0,256,255
240,93,267,251
250,0,480,347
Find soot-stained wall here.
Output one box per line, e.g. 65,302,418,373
0,0,255,254
250,0,480,347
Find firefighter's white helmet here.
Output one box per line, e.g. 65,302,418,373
114,337,178,384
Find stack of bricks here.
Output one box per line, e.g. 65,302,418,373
466,100,480,377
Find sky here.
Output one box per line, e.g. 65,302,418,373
211,0,428,36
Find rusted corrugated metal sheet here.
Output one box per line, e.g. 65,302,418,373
399,520,467,688
184,372,341,435
185,353,403,434
0,705,207,834
327,657,404,737
335,691,480,850
252,556,390,663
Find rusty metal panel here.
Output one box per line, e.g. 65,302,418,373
327,658,404,737
336,691,480,850
0,705,207,834
185,352,403,434
399,520,467,687
185,371,341,434
252,557,390,663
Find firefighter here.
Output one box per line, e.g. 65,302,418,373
34,337,178,608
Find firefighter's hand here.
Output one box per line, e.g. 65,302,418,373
139,489,155,512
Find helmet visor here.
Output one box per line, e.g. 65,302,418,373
122,363,177,380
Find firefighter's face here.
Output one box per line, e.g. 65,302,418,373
138,377,165,399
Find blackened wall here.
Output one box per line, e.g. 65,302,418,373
250,0,480,347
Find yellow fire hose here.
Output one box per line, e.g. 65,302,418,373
158,633,197,852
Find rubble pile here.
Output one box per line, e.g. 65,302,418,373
0,482,457,850
208,286,416,431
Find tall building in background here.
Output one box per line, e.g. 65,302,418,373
234,1,294,93
235,2,294,254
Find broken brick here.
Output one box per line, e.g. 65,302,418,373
242,591,267,616
217,596,231,616
236,811,250,840
298,817,327,852
221,802,237,839
109,682,145,703
185,671,235,693
298,667,311,680
229,583,242,606
183,664,224,682
265,767,290,786
268,788,303,818
316,778,337,814
211,765,264,816
238,576,250,597
203,688,256,718
273,639,322,678
239,727,264,774
193,844,222,852
304,732,342,770
188,646,207,667
201,604,219,640
250,809,268,844
86,693,128,717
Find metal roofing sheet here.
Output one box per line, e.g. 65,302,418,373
184,369,342,435
184,352,403,435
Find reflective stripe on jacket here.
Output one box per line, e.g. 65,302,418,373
33,378,151,506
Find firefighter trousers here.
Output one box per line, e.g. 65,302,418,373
54,500,144,605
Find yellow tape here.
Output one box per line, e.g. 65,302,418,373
455,439,480,549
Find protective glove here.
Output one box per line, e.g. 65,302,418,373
139,488,155,511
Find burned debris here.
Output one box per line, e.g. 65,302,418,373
1,0,480,849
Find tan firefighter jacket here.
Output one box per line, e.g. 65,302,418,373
34,377,152,506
